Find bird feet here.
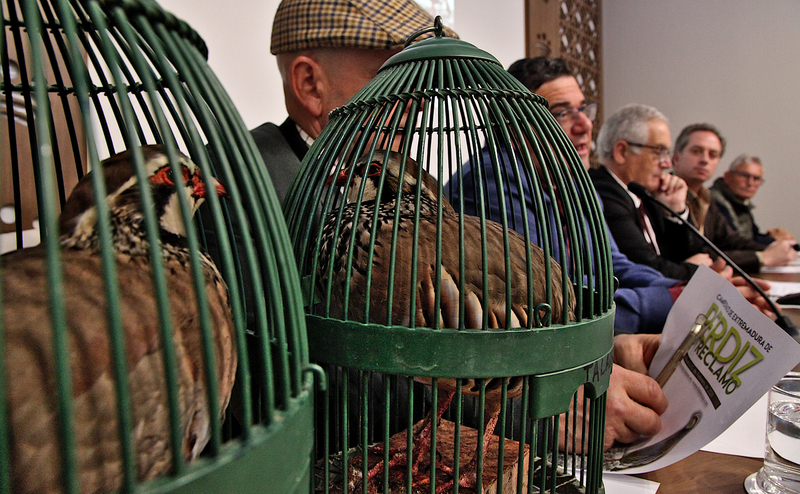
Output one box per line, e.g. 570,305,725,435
355,430,484,494
355,419,439,492
419,458,479,494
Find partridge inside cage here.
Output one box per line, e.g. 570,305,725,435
0,1,313,493
284,19,614,494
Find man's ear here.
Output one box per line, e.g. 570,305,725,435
722,170,733,183
288,55,325,119
671,150,681,167
612,140,628,165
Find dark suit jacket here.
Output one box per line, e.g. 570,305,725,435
695,199,765,273
249,117,309,205
590,166,699,280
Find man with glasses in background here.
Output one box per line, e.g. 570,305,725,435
710,153,795,245
505,57,688,334
590,104,714,280
671,124,797,272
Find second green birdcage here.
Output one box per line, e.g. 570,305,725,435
0,1,314,493
284,20,614,494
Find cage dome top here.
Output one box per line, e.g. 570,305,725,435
284,12,616,382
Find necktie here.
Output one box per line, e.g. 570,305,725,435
638,202,661,255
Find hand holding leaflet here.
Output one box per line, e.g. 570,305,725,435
605,266,800,474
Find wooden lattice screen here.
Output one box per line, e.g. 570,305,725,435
525,0,602,166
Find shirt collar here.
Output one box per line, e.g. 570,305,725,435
606,167,643,208
296,124,314,149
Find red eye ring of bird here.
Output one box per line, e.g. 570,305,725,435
150,164,190,187
149,164,227,199
324,159,385,187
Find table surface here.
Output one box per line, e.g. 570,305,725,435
635,450,762,494
632,270,800,493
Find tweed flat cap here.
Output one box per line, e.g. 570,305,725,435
271,0,457,54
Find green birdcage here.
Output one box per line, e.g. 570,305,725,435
284,19,614,494
0,1,314,493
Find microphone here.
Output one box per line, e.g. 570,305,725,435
627,181,799,338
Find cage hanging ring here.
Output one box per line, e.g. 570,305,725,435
404,15,445,48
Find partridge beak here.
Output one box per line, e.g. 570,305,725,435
212,178,227,197
325,168,350,187
192,169,228,198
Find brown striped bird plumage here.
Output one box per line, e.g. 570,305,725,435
318,150,575,492
2,145,236,494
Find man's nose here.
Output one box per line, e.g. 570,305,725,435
572,111,593,133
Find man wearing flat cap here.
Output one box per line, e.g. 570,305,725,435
253,0,456,204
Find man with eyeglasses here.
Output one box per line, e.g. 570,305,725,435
671,124,797,272
710,154,795,245
590,104,714,280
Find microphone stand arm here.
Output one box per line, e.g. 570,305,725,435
643,192,799,338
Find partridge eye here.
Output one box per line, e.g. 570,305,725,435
367,162,382,177
150,166,175,186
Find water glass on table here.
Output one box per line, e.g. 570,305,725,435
746,372,800,493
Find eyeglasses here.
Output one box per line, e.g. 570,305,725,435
625,141,671,163
732,171,764,184
551,102,597,124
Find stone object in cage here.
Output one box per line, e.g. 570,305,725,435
317,150,576,492
2,145,237,494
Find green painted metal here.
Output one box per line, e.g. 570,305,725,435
141,384,315,494
528,350,613,419
381,35,501,71
307,309,614,378
0,0,312,493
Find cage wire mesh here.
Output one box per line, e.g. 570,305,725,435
284,19,615,494
0,0,314,493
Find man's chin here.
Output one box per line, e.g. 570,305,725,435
577,150,591,167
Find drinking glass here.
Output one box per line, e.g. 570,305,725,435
746,373,800,493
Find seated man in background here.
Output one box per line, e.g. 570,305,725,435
671,124,797,272
254,0,456,204
709,153,795,245
504,57,683,334
590,104,712,280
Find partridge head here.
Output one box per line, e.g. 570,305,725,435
3,145,236,494
59,145,226,252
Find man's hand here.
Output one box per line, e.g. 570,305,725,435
562,334,668,451
684,252,713,267
767,227,795,242
653,174,688,214
684,255,734,282
613,334,661,374
603,364,668,449
732,276,775,318
761,240,798,267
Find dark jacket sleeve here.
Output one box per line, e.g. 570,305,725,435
613,285,676,334
702,201,764,273
607,227,677,333
590,167,698,280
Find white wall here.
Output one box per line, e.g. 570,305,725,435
603,0,800,238
155,0,525,129
157,0,284,129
